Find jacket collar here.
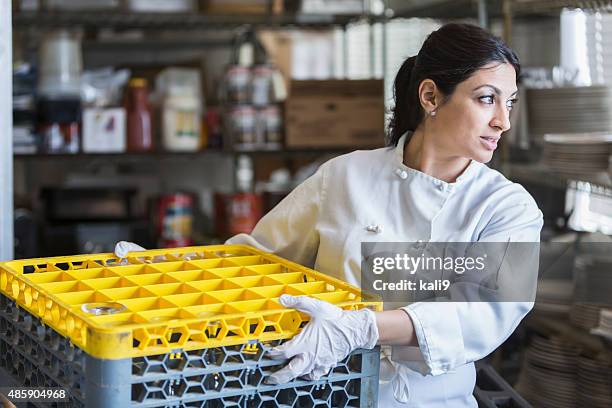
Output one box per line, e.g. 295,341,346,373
393,131,481,186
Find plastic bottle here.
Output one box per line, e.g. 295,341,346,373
157,68,203,152
162,92,202,151
236,155,254,192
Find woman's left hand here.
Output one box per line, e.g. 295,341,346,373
267,294,379,384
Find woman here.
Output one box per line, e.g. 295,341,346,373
116,23,542,407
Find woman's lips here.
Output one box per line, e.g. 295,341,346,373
480,136,499,151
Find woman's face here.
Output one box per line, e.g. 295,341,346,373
431,62,518,164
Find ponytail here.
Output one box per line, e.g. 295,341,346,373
388,56,422,146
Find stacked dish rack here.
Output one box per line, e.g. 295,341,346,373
0,245,381,407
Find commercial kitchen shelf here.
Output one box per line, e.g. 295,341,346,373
13,148,351,162
392,0,612,20
13,10,380,31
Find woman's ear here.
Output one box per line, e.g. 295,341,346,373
418,79,439,115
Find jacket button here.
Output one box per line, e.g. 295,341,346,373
395,169,408,179
366,225,383,233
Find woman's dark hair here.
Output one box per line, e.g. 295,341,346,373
388,23,520,146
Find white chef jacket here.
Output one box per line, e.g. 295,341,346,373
227,132,543,407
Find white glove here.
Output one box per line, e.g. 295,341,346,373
114,241,146,258
267,294,379,384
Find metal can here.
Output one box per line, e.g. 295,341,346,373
225,65,252,104
229,105,256,149
155,193,194,248
256,105,282,149
251,64,274,106
214,192,262,237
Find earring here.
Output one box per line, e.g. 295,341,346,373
429,110,437,117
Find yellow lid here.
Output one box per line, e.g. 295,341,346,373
129,78,147,87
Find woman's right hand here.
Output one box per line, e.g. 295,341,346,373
114,241,146,258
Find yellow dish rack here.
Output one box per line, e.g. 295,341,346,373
0,245,381,360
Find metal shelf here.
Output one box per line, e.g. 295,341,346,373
15,2,609,31
512,0,612,15
82,38,234,50
392,0,495,20
13,148,350,161
391,0,612,21
12,10,377,31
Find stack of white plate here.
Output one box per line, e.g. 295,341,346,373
570,303,606,330
597,309,612,333
586,13,612,86
577,355,612,407
518,335,580,408
534,279,573,316
527,87,612,141
542,133,612,177
573,254,612,308
592,309,612,345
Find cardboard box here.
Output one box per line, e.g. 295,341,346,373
258,30,293,92
284,79,385,148
200,0,282,14
259,30,336,89
82,108,126,153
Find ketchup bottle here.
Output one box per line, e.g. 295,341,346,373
125,78,153,152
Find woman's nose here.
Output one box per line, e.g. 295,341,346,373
490,105,511,132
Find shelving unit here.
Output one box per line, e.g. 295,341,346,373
11,6,385,162
12,9,381,31
10,6,610,178
10,2,610,236
10,3,393,261
13,148,351,160
391,0,612,20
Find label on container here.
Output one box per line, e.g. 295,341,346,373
226,65,252,104
82,108,126,153
252,65,274,106
163,104,201,151
157,194,194,242
230,106,256,145
256,105,282,147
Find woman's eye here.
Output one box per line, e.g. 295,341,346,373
479,95,495,104
506,98,518,110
